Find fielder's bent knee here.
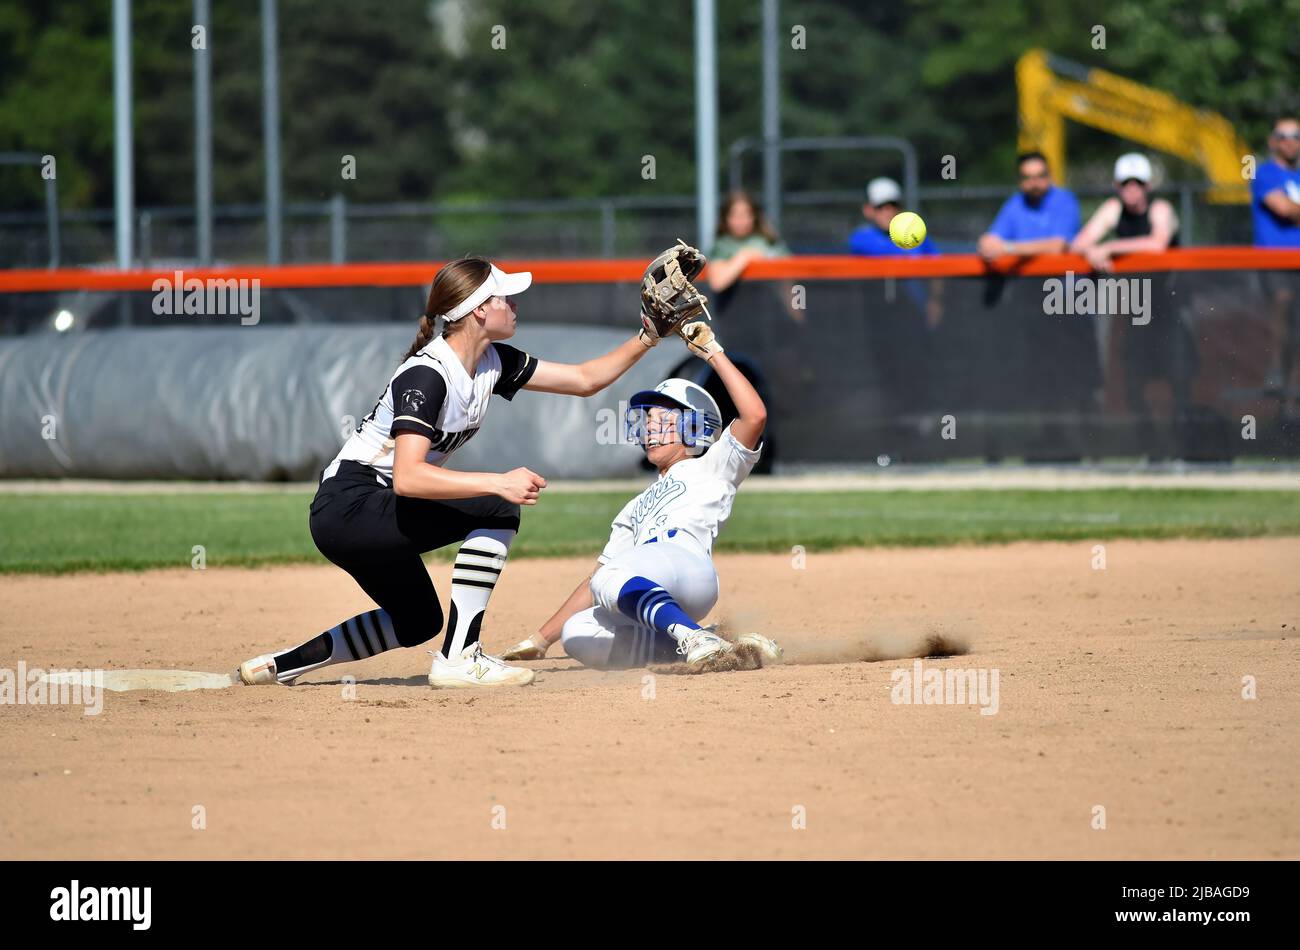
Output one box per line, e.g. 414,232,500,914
394,601,444,648
487,499,521,531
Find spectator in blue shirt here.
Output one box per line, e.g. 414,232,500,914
1253,117,1300,408
849,177,940,256
1253,117,1300,248
978,151,1080,260
848,177,944,327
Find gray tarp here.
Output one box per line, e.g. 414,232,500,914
0,325,685,479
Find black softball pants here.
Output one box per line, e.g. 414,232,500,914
308,461,520,648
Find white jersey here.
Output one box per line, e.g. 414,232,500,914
324,335,536,483
598,422,761,562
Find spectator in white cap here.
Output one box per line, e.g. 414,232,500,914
1074,154,1195,449
1071,152,1179,272
849,177,939,256
849,176,944,329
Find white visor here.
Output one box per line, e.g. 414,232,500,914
439,264,532,322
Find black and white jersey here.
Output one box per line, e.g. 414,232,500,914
324,336,537,483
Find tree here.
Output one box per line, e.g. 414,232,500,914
0,0,456,213
0,4,114,210
1,0,1296,221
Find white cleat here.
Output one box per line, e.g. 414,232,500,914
735,633,784,665
499,636,550,661
675,628,733,672
237,654,280,686
428,642,536,689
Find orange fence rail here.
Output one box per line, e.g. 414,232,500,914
0,247,1296,293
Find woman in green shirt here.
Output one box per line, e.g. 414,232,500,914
707,190,790,294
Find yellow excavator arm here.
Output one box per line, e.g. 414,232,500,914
1017,49,1251,203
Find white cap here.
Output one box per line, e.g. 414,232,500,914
438,264,532,322
866,177,903,207
1113,153,1153,184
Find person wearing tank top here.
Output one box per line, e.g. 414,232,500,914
1072,153,1197,455
1071,152,1180,272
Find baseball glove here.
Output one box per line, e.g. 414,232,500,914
638,239,710,347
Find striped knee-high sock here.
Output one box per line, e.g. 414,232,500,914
442,528,514,658
614,576,701,641
271,609,398,683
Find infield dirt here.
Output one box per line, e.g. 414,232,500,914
2,538,1296,859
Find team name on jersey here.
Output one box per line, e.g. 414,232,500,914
428,426,479,454
629,475,687,533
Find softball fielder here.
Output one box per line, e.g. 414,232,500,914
503,324,781,672
237,255,659,689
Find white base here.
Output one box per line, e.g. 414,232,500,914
39,669,238,693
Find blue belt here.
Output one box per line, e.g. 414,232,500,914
642,528,680,544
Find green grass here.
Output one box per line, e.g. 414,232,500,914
2,488,1298,574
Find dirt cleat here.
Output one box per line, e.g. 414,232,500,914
428,642,536,689
735,633,784,665
499,636,550,661
675,627,733,672
237,654,280,686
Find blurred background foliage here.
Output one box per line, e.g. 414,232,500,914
0,0,1297,213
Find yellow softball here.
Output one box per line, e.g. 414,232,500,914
889,211,927,250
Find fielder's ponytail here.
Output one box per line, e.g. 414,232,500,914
403,256,494,361
403,314,438,361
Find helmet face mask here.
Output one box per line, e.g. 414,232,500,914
625,405,713,453
625,378,722,458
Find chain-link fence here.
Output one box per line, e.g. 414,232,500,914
0,183,1257,271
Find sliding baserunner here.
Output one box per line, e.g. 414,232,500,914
503,313,782,672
